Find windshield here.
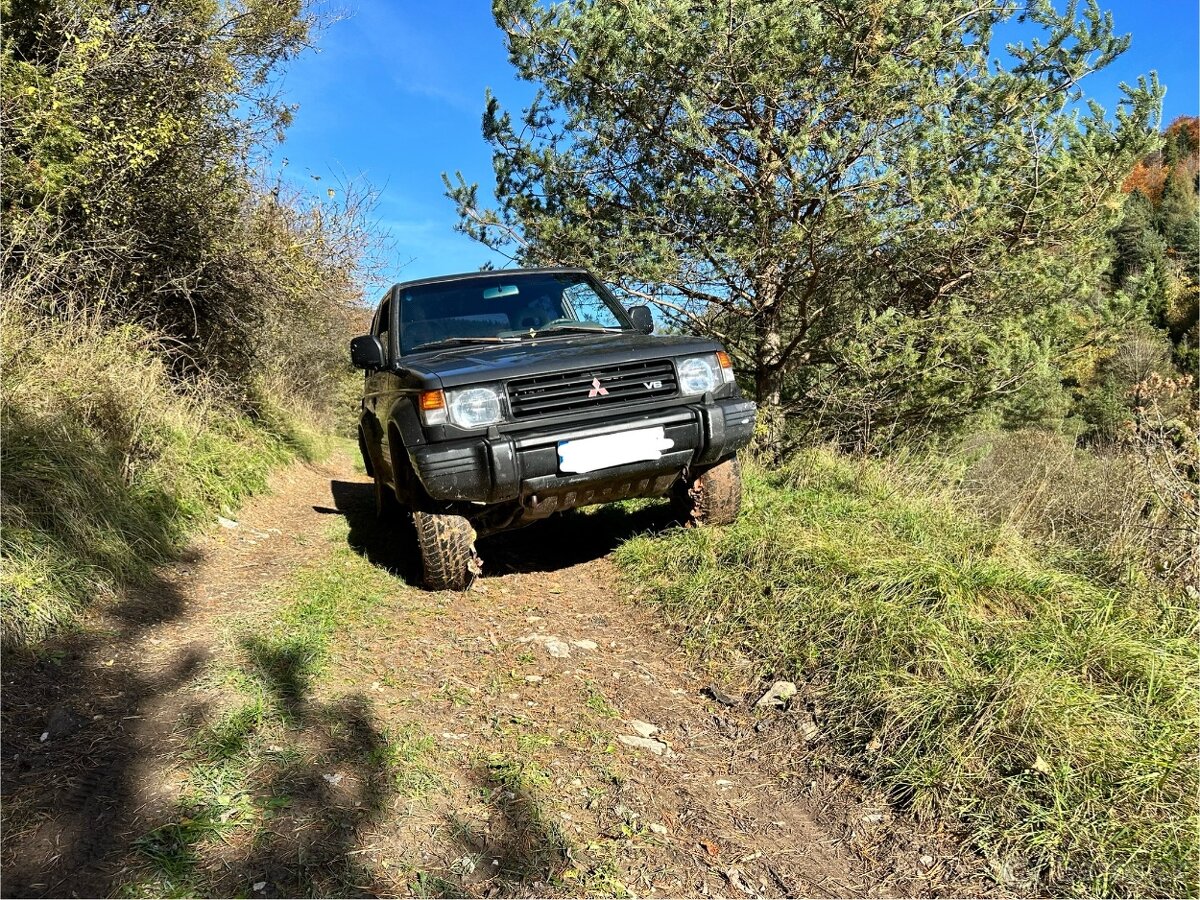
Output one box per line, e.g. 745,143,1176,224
397,272,631,354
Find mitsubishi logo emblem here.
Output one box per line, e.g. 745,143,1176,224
588,377,609,398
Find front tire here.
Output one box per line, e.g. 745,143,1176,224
673,457,743,526
412,511,478,591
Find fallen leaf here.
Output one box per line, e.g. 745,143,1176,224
700,839,720,857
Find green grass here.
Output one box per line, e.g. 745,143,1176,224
480,752,573,881
584,683,621,719
1,316,335,648
374,723,441,798
614,450,1199,897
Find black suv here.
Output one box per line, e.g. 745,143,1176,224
350,267,756,590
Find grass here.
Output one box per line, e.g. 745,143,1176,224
1,313,335,648
124,526,442,896
374,723,441,798
614,450,1199,897
584,683,621,719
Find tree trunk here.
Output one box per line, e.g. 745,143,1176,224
752,280,785,457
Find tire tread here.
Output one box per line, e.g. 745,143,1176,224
676,456,743,526
412,511,477,591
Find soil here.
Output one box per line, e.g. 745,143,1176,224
0,452,988,898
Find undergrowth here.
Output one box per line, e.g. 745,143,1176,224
0,314,337,648
614,451,1199,897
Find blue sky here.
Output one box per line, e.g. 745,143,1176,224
271,2,1200,288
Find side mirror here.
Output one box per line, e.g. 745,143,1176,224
628,305,654,335
350,334,385,370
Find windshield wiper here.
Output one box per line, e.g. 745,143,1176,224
526,324,626,338
410,336,522,352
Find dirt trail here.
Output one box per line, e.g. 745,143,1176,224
1,452,908,898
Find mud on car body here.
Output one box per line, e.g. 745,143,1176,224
350,267,756,590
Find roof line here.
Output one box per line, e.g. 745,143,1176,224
390,266,590,293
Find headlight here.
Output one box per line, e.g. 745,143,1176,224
447,386,503,428
677,355,718,396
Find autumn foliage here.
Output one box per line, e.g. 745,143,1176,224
1122,115,1199,203
1122,158,1169,202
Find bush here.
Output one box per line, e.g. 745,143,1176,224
615,452,1198,896
1122,374,1200,585
0,1,377,645
961,414,1197,590
2,0,376,413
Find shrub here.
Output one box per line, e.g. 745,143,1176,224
1,0,377,414
0,1,377,645
961,413,1198,590
1122,373,1200,586
959,430,1152,574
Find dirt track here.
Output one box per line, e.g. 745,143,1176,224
1,452,964,898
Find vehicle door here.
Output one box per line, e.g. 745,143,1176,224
364,293,394,481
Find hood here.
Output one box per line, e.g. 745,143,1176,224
399,331,722,388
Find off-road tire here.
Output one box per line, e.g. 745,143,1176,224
412,511,478,591
674,457,743,527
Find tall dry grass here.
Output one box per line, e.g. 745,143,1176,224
961,410,1198,589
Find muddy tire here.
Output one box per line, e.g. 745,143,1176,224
412,511,478,591
673,456,743,527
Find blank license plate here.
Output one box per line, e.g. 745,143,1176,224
557,427,675,474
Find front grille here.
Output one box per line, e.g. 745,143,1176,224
506,359,677,419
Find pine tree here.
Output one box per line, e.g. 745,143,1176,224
448,0,1161,447
1113,192,1168,290
1160,166,1199,259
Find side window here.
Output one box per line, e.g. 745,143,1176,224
562,282,622,328
375,297,391,362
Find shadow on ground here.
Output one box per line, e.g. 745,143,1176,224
0,568,400,899
480,502,677,575
430,760,575,898
147,664,396,897
0,571,201,898
328,478,677,582
326,480,424,586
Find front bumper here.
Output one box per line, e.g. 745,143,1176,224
410,397,757,506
